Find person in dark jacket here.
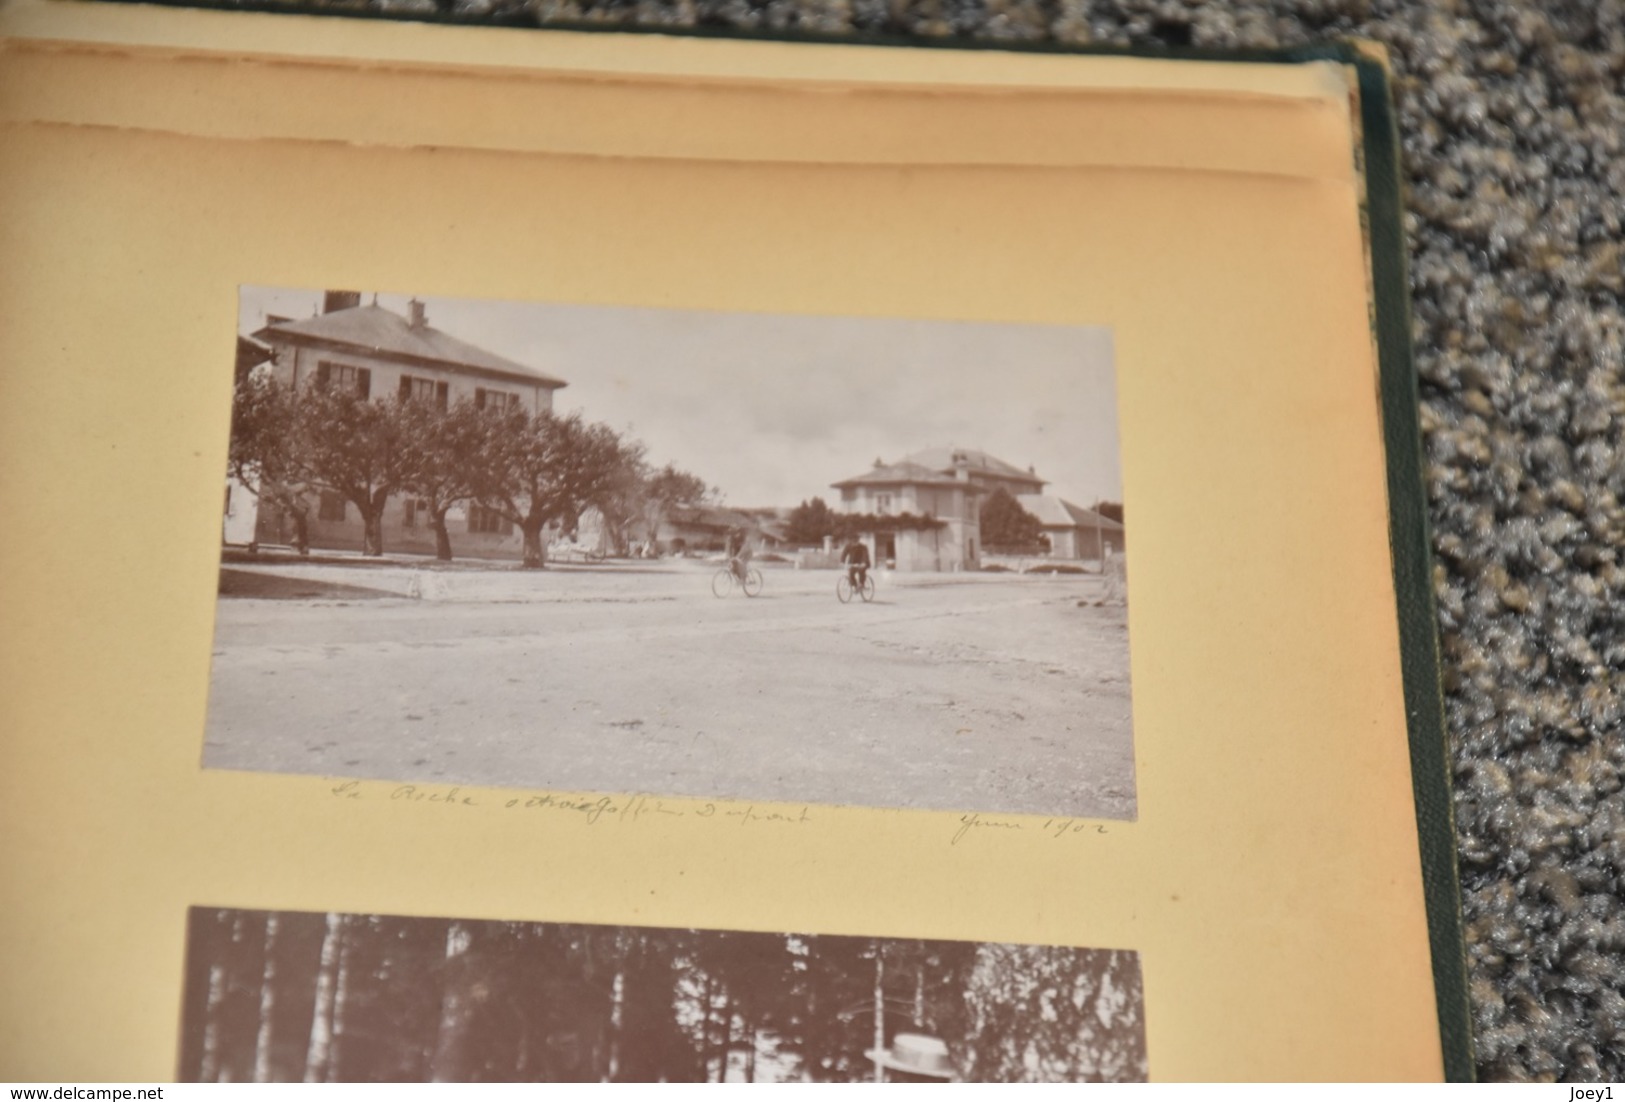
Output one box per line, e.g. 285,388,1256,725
840,537,871,592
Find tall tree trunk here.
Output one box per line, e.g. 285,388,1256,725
430,922,474,1081
521,521,546,569
431,510,453,561
703,974,719,1083
607,966,624,1082
199,962,227,1083
291,509,310,556
326,920,355,1082
303,913,343,1082
718,993,733,1083
253,914,280,1082
362,505,385,557
873,954,885,1083
915,956,925,1028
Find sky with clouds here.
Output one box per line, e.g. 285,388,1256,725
241,287,1121,510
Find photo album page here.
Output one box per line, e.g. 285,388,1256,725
0,0,1466,1081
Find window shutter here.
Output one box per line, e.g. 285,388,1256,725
399,375,413,400
316,362,331,388
475,388,486,409
357,368,371,399
437,382,449,411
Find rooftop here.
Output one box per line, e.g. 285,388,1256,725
831,460,987,491
901,447,1046,488
255,303,566,388
1015,493,1124,531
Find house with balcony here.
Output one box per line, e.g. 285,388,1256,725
830,458,985,572
832,447,1122,568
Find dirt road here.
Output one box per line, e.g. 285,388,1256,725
203,560,1135,819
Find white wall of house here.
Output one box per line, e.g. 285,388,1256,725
838,482,979,571
222,476,259,545
1041,524,1124,561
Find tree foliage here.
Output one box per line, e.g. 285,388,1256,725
229,373,316,554
785,498,839,546
959,945,1146,1082
293,387,418,557
979,487,1045,553
227,374,654,566
595,458,713,557
471,409,641,569
397,400,511,561
639,464,710,548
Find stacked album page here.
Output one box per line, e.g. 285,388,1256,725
0,0,1466,1081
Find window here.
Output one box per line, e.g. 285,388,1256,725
315,360,371,398
475,388,517,412
318,491,346,522
874,492,893,516
399,375,449,410
468,504,512,536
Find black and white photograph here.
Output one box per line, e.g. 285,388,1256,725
179,906,1148,1083
208,287,1132,818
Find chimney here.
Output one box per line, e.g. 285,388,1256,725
408,298,427,329
322,290,361,314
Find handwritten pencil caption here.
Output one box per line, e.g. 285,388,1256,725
329,780,1111,844
331,780,809,827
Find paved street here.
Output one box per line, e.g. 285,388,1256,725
203,560,1135,819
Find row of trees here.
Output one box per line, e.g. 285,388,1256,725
229,376,709,568
180,908,1148,1083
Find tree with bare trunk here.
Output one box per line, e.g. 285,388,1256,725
636,463,711,555
294,387,416,557
472,409,638,569
397,399,509,562
228,373,316,554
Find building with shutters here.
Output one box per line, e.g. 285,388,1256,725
240,292,568,557
830,458,986,572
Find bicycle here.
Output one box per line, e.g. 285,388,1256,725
836,569,875,603
712,560,764,598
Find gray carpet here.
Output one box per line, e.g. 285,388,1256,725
182,0,1625,1080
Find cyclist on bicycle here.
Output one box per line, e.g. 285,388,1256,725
727,527,754,584
840,536,871,592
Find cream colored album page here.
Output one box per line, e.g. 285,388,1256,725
0,1,1439,1082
